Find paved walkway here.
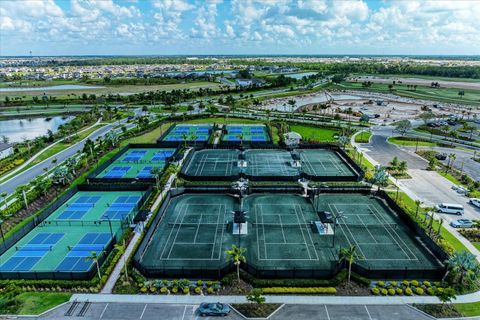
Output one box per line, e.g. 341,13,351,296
101,149,191,293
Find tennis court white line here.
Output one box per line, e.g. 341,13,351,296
294,204,319,261
160,203,187,259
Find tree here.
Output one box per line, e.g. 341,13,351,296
437,287,456,312
441,125,450,140
85,251,102,280
427,157,438,170
337,135,349,148
398,160,408,174
389,156,400,171
246,289,265,305
394,120,411,136
151,167,163,189
443,251,480,285
359,114,370,125
225,245,246,281
372,166,389,191
339,245,357,283
446,153,456,173
414,200,422,219
287,99,296,116
418,112,435,125
1,135,9,144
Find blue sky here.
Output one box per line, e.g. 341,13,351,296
1,0,479,56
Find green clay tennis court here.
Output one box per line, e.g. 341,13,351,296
296,149,357,177
96,148,175,179
0,191,144,275
138,193,441,274
314,193,442,271
181,148,358,179
222,124,270,142
162,124,212,142
182,149,240,177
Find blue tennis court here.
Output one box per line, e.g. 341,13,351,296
162,124,212,142
222,125,270,142
96,148,175,179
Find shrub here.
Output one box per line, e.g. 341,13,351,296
381,289,388,296
423,281,431,287
402,280,410,287
371,288,380,295
171,287,178,294
405,288,413,296
411,280,419,287
415,288,424,295
140,287,147,293
207,287,214,294
197,280,203,286
160,287,168,294
194,287,202,294
261,287,337,294
389,281,397,288
206,281,213,287
377,281,385,288
149,287,156,293
427,288,435,296
183,288,189,294
396,288,403,295
388,289,396,296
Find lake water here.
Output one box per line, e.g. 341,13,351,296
285,72,319,79
0,116,74,143
0,85,104,92
263,94,365,111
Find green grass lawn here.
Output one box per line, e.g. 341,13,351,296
438,171,462,186
473,242,480,251
289,125,339,142
387,136,438,147
122,122,173,144
183,116,265,125
455,301,480,317
355,131,372,143
354,73,480,83
14,292,71,315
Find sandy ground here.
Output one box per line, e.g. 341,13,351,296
353,76,480,90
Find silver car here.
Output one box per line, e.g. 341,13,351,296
450,219,473,228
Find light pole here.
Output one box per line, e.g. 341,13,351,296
102,217,114,242
0,219,4,244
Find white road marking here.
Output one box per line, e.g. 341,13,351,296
99,303,109,319
140,304,148,319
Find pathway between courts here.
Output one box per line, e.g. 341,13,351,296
73,289,480,305
101,149,192,293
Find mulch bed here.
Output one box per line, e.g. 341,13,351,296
231,303,282,319
218,279,253,295
413,304,462,318
335,282,371,296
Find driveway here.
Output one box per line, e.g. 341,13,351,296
37,302,433,320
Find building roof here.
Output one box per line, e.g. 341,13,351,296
0,143,12,152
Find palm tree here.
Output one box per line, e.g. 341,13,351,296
114,240,128,282
151,167,163,189
414,200,422,219
181,133,188,149
372,166,389,191
85,251,102,280
398,161,408,174
287,99,296,117
446,153,456,173
1,192,7,209
339,245,357,283
443,251,480,285
225,245,247,281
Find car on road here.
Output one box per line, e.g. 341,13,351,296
452,186,468,195
469,198,480,208
198,303,231,317
450,219,474,228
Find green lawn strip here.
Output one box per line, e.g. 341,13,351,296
393,191,470,253
183,116,265,125
354,73,480,83
289,124,339,142
123,122,173,144
454,301,480,317
355,131,372,143
387,136,438,147
438,171,462,186
16,292,72,315
473,243,480,251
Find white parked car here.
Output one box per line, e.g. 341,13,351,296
436,203,464,215
469,198,480,208
450,219,474,228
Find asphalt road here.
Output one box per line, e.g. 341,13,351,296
38,302,433,320
360,126,428,170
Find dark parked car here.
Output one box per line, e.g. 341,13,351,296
198,303,231,317
436,153,447,160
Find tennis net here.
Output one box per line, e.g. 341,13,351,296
336,223,399,229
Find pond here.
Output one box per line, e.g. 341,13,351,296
0,115,74,143
0,85,104,92
284,72,319,79
262,93,366,111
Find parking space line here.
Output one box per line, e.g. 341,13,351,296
140,304,147,319
181,305,188,320
364,305,373,320
99,303,108,319
324,305,331,320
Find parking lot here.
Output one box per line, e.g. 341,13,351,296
39,302,433,320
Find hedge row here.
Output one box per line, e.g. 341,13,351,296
261,287,337,294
